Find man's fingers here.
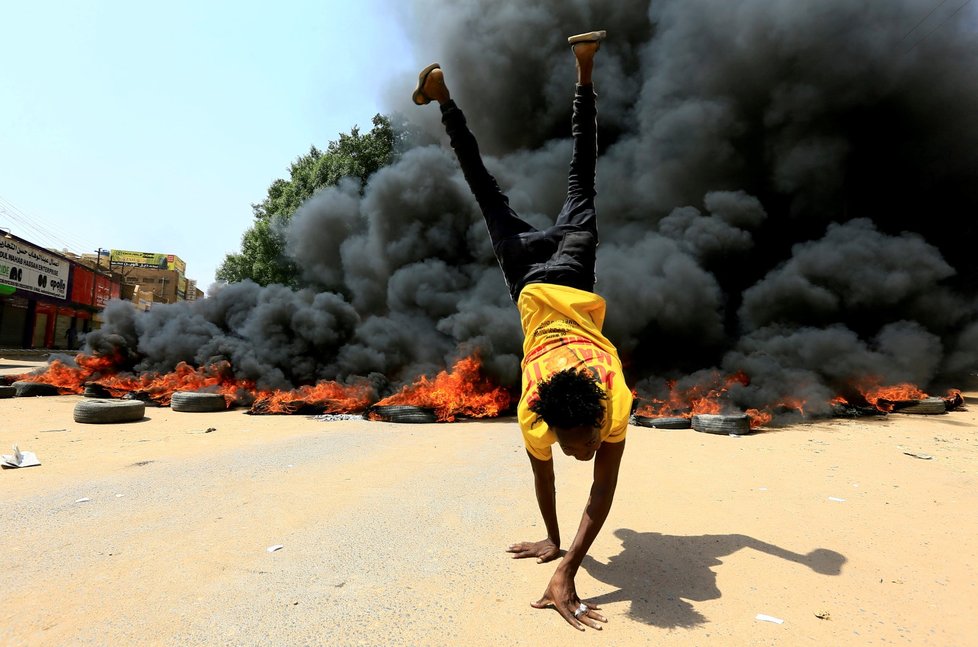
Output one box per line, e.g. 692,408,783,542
507,543,533,559
558,605,586,631
586,609,608,623
578,610,604,630
582,616,603,630
530,596,552,609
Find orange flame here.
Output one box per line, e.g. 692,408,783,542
775,397,807,416
14,357,250,405
96,361,248,405
839,378,927,412
249,380,374,415
745,408,773,428
943,389,964,410
372,355,511,422
636,371,751,418
8,352,510,420
633,373,818,428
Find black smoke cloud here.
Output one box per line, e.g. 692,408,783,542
87,0,978,414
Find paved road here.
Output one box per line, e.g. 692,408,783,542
1,408,556,645
2,390,977,645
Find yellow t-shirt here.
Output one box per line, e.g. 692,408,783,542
516,283,632,460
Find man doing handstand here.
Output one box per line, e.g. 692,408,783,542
413,30,632,631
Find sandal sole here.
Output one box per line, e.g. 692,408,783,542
412,62,441,105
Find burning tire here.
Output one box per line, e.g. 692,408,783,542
83,383,111,398
633,416,691,429
123,391,162,407
170,391,228,413
691,413,750,435
892,397,947,415
366,405,438,424
12,381,60,397
73,399,146,424
0,385,15,399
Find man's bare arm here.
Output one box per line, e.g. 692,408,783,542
561,439,624,571
531,439,625,630
507,452,561,562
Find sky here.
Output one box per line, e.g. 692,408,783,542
0,0,416,292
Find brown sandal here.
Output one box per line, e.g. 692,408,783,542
567,30,607,48
412,63,441,105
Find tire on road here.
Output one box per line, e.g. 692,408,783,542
633,415,691,429
366,405,438,423
73,399,146,424
893,397,947,415
691,413,750,435
12,381,61,397
83,383,112,398
170,391,228,413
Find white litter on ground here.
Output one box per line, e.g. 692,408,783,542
266,544,284,553
2,445,41,469
756,614,784,624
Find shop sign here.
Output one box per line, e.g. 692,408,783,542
0,239,69,299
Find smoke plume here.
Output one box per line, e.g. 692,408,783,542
87,0,978,415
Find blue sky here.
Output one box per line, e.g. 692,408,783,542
0,0,415,291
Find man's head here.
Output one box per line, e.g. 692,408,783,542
529,368,607,461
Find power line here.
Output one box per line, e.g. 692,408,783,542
0,194,103,255
902,0,951,41
0,196,94,251
906,0,974,53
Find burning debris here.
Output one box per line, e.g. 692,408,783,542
367,356,511,422
249,381,374,416
634,371,965,427
4,353,510,422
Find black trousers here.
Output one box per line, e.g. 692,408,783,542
441,85,598,302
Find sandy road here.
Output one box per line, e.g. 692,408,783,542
2,360,977,645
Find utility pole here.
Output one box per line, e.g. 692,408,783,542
90,248,104,331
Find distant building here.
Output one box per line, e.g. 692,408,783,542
186,279,203,301
108,249,202,306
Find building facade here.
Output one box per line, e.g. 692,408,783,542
0,239,205,349
0,234,121,349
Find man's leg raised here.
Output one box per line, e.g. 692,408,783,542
555,34,601,235
414,64,534,246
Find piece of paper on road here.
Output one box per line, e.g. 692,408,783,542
2,445,41,469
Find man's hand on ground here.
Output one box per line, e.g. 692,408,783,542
506,538,560,563
530,567,607,631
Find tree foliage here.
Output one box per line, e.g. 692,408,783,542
217,114,401,287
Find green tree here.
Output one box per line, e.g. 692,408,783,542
217,114,402,286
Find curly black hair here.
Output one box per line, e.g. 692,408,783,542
529,367,607,433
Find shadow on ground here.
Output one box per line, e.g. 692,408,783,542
582,529,846,629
